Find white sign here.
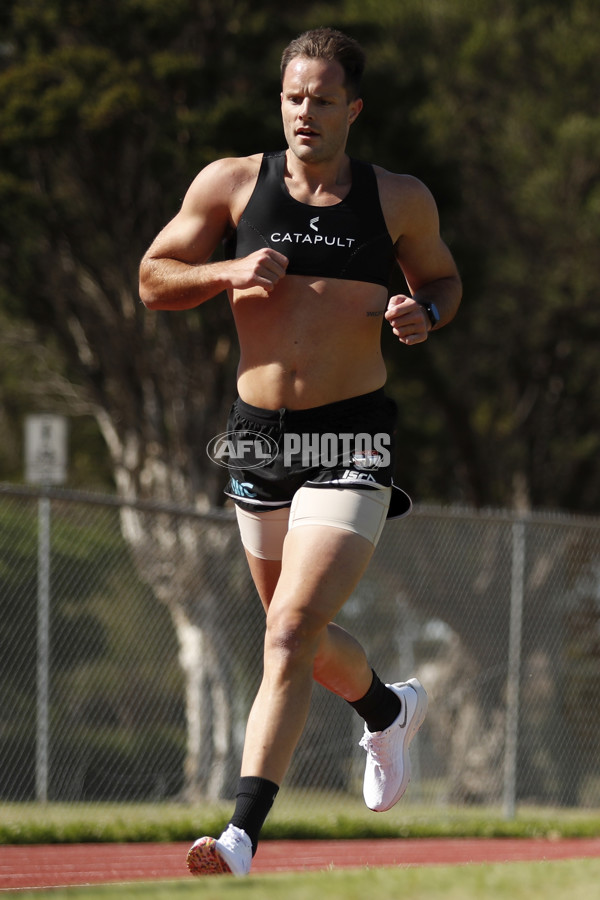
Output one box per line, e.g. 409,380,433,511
25,414,68,485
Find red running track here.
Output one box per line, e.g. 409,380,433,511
1,838,600,891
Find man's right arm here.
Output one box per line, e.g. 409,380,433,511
139,158,288,310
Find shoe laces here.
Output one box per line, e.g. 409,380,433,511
359,729,393,766
220,825,251,854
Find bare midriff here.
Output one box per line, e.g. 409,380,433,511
229,274,389,410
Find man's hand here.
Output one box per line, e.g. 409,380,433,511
385,294,430,345
230,248,289,294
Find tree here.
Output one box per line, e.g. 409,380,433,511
2,0,599,803
330,0,600,802
0,0,326,798
412,0,600,511
0,494,185,802
325,0,600,512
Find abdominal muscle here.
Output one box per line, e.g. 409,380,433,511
230,274,389,410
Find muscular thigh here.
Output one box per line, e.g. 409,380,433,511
238,486,389,619
267,524,375,638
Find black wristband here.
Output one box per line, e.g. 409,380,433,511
420,301,440,329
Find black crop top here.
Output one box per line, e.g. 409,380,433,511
224,151,396,287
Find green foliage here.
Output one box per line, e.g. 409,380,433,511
336,0,600,512
0,501,107,693
0,0,322,502
0,495,185,801
411,0,600,509
1,0,599,511
0,789,600,845
1,800,600,844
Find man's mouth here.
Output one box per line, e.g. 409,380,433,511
296,127,319,138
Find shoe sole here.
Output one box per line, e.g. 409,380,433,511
187,838,232,876
372,677,428,812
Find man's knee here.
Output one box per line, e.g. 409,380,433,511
264,605,323,666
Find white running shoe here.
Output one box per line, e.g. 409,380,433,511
359,678,428,812
186,824,252,877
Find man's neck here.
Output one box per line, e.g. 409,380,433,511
283,149,352,203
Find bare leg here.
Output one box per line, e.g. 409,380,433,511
241,524,375,784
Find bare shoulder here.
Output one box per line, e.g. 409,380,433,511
373,166,439,240
373,166,435,204
143,154,262,263
184,153,262,220
192,154,262,192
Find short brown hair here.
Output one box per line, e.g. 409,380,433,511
280,27,366,99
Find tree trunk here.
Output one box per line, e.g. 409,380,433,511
99,419,237,801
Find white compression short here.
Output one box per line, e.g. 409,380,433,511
234,485,392,561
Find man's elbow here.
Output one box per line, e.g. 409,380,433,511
138,261,162,309
139,285,160,309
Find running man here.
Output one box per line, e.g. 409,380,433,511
139,27,461,876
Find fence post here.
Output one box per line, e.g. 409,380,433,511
503,517,526,819
36,495,51,803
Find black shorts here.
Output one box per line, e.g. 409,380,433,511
221,388,411,519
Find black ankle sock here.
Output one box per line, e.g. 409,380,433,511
348,670,402,733
229,776,279,856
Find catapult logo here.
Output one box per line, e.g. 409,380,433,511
270,214,356,249
206,430,278,469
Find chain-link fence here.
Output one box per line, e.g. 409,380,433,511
1,483,599,816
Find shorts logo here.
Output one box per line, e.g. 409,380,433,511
206,430,278,469
352,450,383,470
228,477,257,498
341,470,378,483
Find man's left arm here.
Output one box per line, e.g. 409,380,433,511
384,176,462,346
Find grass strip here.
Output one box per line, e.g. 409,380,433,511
5,859,600,900
1,800,599,845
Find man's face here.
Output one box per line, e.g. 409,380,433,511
281,57,363,164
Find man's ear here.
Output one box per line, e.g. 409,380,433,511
348,97,363,124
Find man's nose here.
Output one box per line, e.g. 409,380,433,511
298,99,314,118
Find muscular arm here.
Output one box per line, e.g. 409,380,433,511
381,173,462,345
139,157,288,310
